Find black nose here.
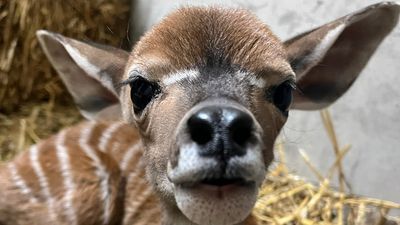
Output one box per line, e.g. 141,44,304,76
187,105,255,159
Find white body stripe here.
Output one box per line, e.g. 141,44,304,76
123,169,151,224
99,122,124,152
162,69,200,86
30,145,58,222
8,163,38,203
111,142,121,154
122,154,147,224
56,130,78,225
79,123,112,225
120,142,142,171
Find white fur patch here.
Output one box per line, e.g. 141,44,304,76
8,163,38,203
162,69,200,86
30,145,58,222
168,134,265,225
55,130,77,225
228,148,266,183
236,70,266,88
167,143,219,184
79,122,111,225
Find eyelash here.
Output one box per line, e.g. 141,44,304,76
119,77,137,87
125,76,161,114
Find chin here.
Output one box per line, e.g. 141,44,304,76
174,181,258,225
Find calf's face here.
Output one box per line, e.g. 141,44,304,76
119,8,295,224
37,3,399,225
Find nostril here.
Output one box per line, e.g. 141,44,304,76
229,114,253,146
188,113,214,145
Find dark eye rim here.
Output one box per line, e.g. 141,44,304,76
265,80,296,115
127,76,161,114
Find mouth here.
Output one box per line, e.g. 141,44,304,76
166,143,266,225
178,175,251,186
201,177,248,186
178,176,256,194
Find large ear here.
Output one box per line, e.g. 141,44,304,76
286,2,400,110
36,30,129,120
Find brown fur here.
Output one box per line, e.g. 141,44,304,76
130,7,292,80
0,121,161,225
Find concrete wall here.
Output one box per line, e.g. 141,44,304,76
130,0,400,204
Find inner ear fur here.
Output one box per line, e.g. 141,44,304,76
36,30,129,120
285,2,400,110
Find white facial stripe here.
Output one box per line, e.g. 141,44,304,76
162,69,200,86
30,145,58,222
64,43,115,92
55,130,77,225
79,122,111,225
236,70,266,88
99,122,124,152
8,163,38,204
128,68,268,89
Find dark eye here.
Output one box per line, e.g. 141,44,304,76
129,76,160,113
272,81,294,115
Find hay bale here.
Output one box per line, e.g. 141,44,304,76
0,0,130,113
0,99,82,161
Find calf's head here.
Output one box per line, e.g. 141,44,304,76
37,3,399,225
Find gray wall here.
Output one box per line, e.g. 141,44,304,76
130,0,400,204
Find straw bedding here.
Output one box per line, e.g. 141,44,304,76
0,0,130,113
253,111,400,224
0,1,399,224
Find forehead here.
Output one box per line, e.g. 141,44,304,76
128,7,292,80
